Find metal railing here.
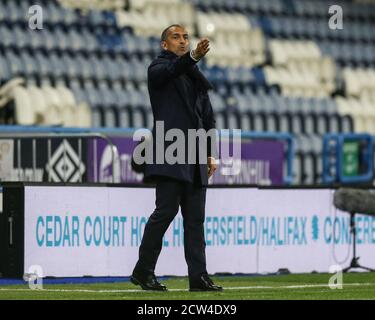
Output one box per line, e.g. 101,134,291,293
0,126,294,185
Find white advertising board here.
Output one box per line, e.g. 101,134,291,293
24,186,375,277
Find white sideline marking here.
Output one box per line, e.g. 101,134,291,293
0,283,374,293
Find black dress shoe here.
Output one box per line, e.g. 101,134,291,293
189,274,223,292
130,272,167,291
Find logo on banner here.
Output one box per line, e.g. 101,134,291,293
311,215,319,241
46,139,85,182
99,145,121,182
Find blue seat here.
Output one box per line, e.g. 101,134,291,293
100,55,119,81
76,54,94,79
270,0,284,14
302,112,316,135
61,53,79,79
101,33,124,53
239,66,254,83
46,2,64,25
249,0,261,13
117,106,131,128
262,95,277,113
303,97,316,114
293,18,305,38
208,91,226,112
365,25,374,42
91,106,103,127
102,11,117,27
131,105,147,128
144,109,153,128
327,114,341,133
71,87,88,105
252,68,265,85
88,10,106,27
293,151,303,184
33,51,50,78
137,37,152,54
264,112,278,132
13,25,28,50
226,67,240,83
0,54,11,81
317,41,328,56
315,114,329,135
0,25,13,48
149,36,161,54
125,89,141,108
284,17,295,37
5,2,22,24
85,87,102,109
81,28,99,52
54,26,69,51
212,66,228,83
123,34,137,55
0,3,5,23
99,84,117,108
49,52,65,78
114,87,130,108
290,113,304,134
295,134,311,153
309,134,323,155
136,89,149,108
139,88,151,109
248,95,263,113
38,28,56,51
102,106,118,128
114,55,129,80
66,29,85,51
132,59,147,82
301,151,315,185
20,51,38,76
88,55,104,81
5,51,24,77
363,44,373,64
269,17,281,37
340,115,354,133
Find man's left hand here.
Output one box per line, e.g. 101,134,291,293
208,157,217,178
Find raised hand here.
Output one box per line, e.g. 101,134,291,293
192,38,210,60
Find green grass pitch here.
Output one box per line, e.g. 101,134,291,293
0,273,374,300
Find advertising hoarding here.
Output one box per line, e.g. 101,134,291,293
23,186,375,277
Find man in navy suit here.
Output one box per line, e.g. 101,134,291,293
131,24,222,291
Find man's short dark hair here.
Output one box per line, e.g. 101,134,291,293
160,24,185,41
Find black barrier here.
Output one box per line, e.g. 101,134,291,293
0,184,24,278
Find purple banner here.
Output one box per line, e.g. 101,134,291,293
88,137,284,185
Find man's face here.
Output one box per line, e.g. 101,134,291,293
161,26,189,56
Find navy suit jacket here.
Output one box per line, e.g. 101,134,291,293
144,50,216,186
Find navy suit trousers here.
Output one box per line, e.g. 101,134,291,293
134,165,207,279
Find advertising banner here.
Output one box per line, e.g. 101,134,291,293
1,138,87,183
88,137,284,185
23,187,375,277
